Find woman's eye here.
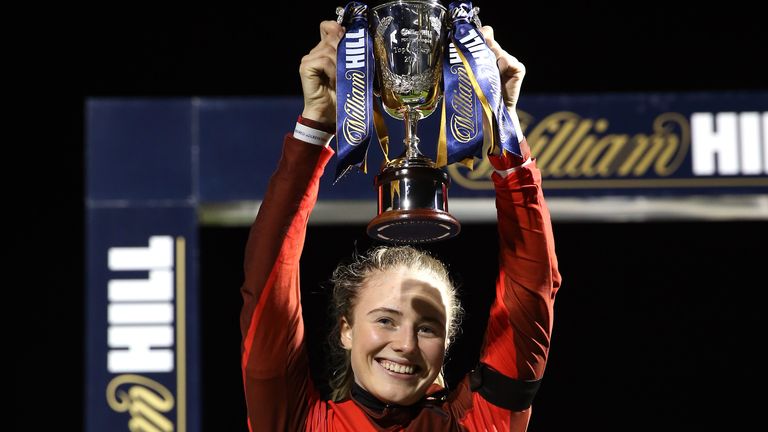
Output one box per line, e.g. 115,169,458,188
418,326,436,335
377,317,394,326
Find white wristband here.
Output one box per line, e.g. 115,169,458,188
495,157,533,177
293,122,334,147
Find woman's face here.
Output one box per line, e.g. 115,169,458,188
341,266,448,406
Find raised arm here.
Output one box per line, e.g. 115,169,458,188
464,26,562,432
483,159,561,379
475,24,561,382
240,137,333,430
239,21,343,431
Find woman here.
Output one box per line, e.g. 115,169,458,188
240,19,561,431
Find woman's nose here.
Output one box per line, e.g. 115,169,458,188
391,327,418,353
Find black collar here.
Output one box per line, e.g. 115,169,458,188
349,381,451,427
350,381,422,426
351,381,416,410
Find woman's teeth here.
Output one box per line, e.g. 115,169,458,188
379,359,416,375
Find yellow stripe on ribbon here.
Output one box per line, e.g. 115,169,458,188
437,98,447,167
438,94,476,169
372,101,389,168
453,40,496,160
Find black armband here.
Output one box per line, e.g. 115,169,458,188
469,363,542,411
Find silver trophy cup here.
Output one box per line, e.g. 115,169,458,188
366,0,461,243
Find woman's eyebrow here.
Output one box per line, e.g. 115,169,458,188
367,307,402,316
420,316,445,326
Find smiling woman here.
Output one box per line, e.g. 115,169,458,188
329,246,461,405
238,15,562,432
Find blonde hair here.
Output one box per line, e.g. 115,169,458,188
327,245,462,402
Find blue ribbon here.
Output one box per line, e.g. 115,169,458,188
441,1,522,166
335,2,375,181
440,35,483,167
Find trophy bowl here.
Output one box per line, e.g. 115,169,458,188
366,0,461,243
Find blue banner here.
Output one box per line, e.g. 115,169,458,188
448,92,768,196
191,92,767,199
86,209,199,432
442,1,521,165
335,2,375,180
86,100,201,432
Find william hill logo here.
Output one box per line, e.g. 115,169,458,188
449,110,768,189
105,235,186,431
342,28,368,146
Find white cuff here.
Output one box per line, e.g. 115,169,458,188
494,157,532,178
293,122,334,147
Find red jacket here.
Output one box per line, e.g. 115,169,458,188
240,134,561,431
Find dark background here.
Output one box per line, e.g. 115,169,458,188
21,1,766,431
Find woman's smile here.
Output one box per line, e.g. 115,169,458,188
376,358,421,378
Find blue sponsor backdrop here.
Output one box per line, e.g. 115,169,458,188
202,92,765,201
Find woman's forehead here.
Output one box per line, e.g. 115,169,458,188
358,268,448,313
365,267,445,291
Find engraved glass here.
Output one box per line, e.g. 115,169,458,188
370,0,446,161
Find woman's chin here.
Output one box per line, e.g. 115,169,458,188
365,360,439,405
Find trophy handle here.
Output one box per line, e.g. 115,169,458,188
471,7,482,28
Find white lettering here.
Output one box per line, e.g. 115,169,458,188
464,38,484,49
448,43,461,65
691,112,739,175
345,30,365,47
455,28,492,65
107,236,175,373
109,236,172,270
108,270,173,301
346,54,365,68
346,29,366,68
692,112,767,175
458,28,478,44
739,112,765,175
109,303,174,325
764,112,768,174
108,326,174,373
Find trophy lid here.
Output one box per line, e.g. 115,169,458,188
370,0,447,11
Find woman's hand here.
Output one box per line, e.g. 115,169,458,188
479,25,530,161
479,26,526,112
299,21,345,125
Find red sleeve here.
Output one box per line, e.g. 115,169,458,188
481,147,561,381
453,143,562,432
239,134,334,431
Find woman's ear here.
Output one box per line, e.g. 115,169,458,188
340,317,353,350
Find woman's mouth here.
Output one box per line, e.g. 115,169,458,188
377,359,419,375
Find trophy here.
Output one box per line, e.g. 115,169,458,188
367,0,460,244
336,1,501,244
